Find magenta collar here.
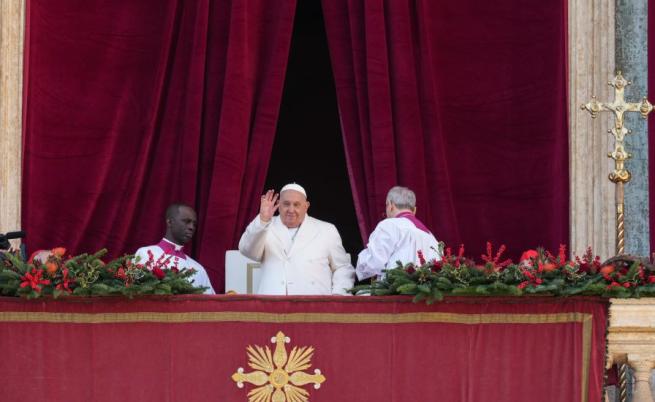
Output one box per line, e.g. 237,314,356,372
157,239,187,260
396,211,431,234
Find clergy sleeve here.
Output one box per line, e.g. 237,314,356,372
238,215,270,262
133,247,149,265
326,224,356,295
188,262,216,295
355,220,397,280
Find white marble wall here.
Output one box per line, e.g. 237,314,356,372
569,0,617,260
0,1,25,243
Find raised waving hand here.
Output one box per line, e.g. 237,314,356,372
259,189,279,223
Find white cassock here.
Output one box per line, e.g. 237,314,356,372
356,217,442,280
238,214,355,295
134,238,215,294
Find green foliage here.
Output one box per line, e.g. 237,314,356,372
0,247,207,299
350,244,655,303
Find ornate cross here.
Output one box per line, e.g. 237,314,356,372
581,71,653,254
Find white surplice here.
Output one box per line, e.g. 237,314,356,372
356,217,441,280
134,238,215,294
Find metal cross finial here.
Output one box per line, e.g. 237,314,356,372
580,72,653,254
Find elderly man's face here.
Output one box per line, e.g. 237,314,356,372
279,190,309,228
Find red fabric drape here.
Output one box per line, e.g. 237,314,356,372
22,0,296,292
322,0,569,258
0,296,608,402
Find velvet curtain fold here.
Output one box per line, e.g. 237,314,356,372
22,0,297,292
322,0,569,258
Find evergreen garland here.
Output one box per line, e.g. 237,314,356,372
0,248,207,299
350,243,655,304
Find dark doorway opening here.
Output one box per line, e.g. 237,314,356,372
264,0,363,260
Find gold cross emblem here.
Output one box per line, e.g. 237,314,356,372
232,331,326,402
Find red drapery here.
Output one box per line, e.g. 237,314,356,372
0,296,607,402
322,0,569,258
22,0,296,292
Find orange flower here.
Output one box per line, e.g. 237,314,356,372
51,247,66,258
541,263,557,272
599,265,615,275
45,262,58,276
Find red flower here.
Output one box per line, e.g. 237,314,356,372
648,276,655,284
557,244,567,266
417,250,426,266
55,268,73,293
115,267,127,280
19,268,51,292
520,250,538,261
406,265,416,274
518,266,542,288
481,242,512,272
430,259,443,273
152,267,166,280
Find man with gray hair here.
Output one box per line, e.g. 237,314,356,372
239,183,355,295
356,186,441,280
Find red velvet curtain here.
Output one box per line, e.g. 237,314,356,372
22,0,296,292
322,0,569,258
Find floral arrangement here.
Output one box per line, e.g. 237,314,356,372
0,248,206,299
350,243,655,304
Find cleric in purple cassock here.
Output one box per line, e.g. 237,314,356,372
356,186,442,280
134,203,215,294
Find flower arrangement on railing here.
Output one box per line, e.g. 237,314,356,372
0,248,207,299
350,243,655,304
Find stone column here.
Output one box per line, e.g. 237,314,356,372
631,358,655,402
615,0,649,256
607,299,655,401
0,1,25,243
569,0,616,260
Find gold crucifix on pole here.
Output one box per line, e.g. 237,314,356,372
581,71,653,255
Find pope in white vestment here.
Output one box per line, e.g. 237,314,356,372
239,183,355,295
356,186,442,280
